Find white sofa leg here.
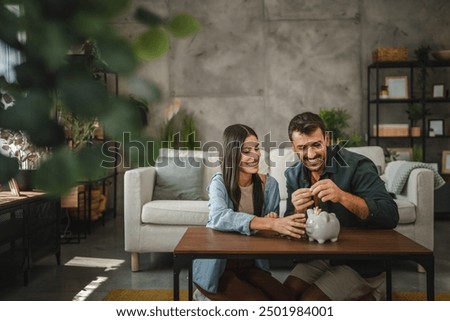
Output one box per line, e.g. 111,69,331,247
131,253,139,272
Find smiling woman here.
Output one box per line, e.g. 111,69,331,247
191,123,306,301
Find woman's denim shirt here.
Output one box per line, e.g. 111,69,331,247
193,172,280,293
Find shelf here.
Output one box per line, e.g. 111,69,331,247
369,60,450,69
369,135,450,139
425,98,450,103
367,58,450,163
368,136,419,139
369,98,420,104
369,61,417,68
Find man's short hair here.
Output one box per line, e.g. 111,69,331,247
288,112,326,141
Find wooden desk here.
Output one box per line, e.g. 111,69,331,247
173,227,434,301
0,192,60,285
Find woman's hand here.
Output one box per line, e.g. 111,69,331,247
270,213,306,239
265,212,279,218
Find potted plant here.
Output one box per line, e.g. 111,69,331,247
412,144,423,162
406,103,431,137
319,108,364,147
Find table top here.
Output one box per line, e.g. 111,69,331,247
174,227,432,257
0,191,45,206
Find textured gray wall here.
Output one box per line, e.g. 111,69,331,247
112,0,450,146
111,0,450,216
115,0,450,142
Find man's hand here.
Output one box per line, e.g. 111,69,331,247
310,179,343,203
291,188,314,213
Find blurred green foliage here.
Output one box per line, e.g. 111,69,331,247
160,109,200,150
319,108,365,147
0,0,200,196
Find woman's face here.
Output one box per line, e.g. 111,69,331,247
239,135,260,175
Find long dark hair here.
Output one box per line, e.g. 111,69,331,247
221,124,264,216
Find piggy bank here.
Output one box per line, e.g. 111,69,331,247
305,208,340,244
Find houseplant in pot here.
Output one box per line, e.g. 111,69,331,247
319,108,364,147
406,103,430,137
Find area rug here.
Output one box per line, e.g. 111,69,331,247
103,289,189,301
103,289,450,301
392,292,450,301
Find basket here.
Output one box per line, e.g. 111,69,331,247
66,186,106,221
372,47,408,62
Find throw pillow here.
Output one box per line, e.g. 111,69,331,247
153,156,204,200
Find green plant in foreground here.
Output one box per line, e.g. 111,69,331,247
0,0,200,196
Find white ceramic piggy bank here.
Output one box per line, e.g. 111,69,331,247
305,208,340,244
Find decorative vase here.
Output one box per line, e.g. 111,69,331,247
410,127,421,137
14,170,36,191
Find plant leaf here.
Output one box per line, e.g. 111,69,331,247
134,7,164,26
133,27,170,60
32,147,80,197
167,14,200,38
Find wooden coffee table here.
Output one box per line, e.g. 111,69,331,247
173,227,434,301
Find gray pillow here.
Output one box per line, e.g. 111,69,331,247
153,157,204,200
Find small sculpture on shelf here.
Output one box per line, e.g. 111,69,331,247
380,85,389,99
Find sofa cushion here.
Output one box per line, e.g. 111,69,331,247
395,199,416,224
153,157,204,200
142,200,209,225
347,146,386,174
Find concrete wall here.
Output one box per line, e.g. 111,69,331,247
112,0,450,146
111,0,450,215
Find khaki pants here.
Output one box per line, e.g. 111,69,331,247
289,260,386,300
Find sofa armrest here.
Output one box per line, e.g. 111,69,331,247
396,168,434,250
124,167,157,251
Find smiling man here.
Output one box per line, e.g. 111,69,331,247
282,112,399,301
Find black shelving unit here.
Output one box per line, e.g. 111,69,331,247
367,59,450,163
60,55,119,243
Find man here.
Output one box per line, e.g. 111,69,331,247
283,112,399,300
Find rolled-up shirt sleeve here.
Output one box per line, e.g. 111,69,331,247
206,175,255,235
351,159,399,228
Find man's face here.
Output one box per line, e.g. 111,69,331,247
291,128,328,173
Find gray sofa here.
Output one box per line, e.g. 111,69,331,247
124,146,434,272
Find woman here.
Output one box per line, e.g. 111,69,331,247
193,124,306,300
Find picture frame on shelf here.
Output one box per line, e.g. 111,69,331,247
442,151,450,174
387,147,412,161
428,119,445,136
385,76,408,99
432,83,445,98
